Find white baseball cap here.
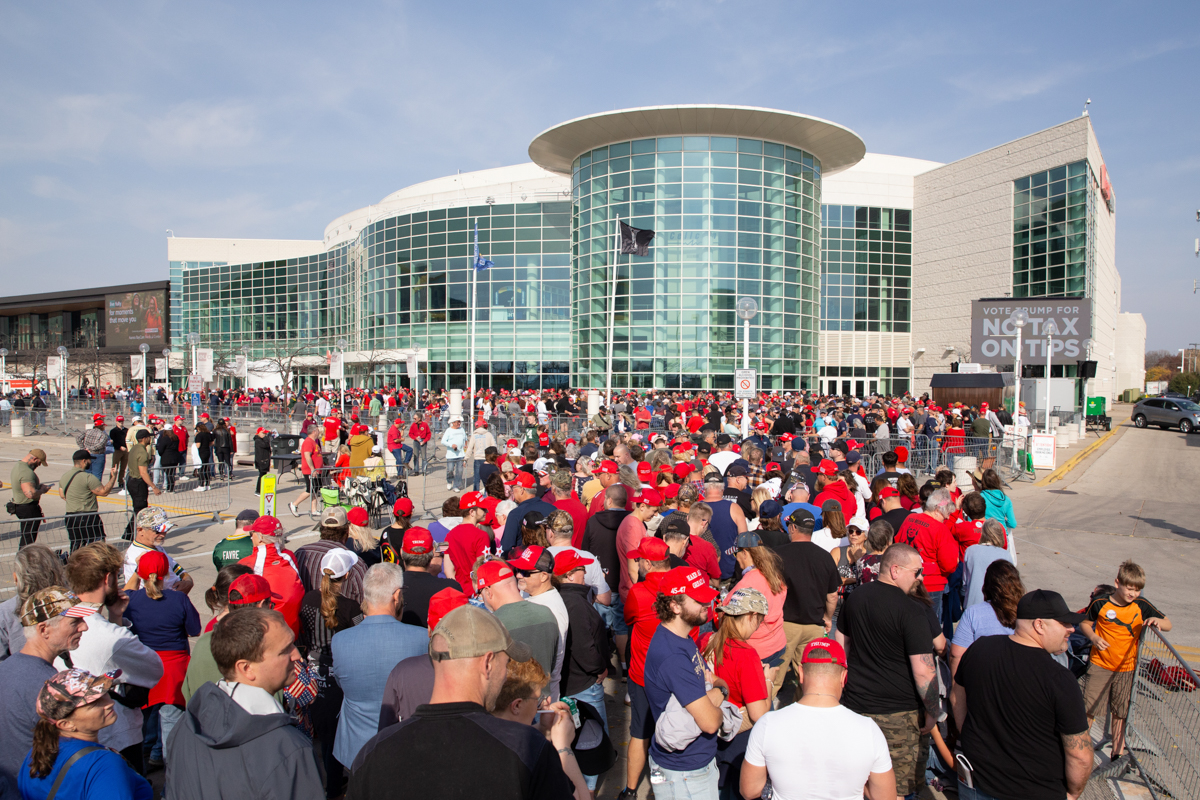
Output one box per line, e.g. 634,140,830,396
320,548,359,580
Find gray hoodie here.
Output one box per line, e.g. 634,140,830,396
165,682,323,800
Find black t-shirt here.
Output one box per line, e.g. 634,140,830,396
876,507,912,537
348,701,573,800
775,541,841,626
194,429,214,459
956,635,1089,800
479,462,500,486
756,527,790,549
837,580,934,715
401,570,462,628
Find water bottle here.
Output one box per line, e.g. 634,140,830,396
649,762,666,785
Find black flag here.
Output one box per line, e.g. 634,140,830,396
619,221,655,257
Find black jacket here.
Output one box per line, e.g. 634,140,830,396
254,436,273,472
166,682,322,800
558,582,611,696
157,433,180,467
581,509,629,595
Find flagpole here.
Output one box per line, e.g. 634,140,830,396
469,219,476,418
607,216,617,409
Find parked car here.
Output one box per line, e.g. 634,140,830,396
1132,397,1200,433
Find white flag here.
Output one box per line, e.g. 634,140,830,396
130,355,144,379
154,358,168,380
329,351,344,381
197,348,214,381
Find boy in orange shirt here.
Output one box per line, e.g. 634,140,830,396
1079,560,1171,759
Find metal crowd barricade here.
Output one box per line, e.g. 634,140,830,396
1119,626,1200,800
0,508,134,571
135,464,233,522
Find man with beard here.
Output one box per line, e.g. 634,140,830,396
347,605,572,800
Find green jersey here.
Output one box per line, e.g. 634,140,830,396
212,531,255,570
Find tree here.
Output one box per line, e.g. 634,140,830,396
255,341,316,394
1145,349,1175,370
352,347,406,389
1169,372,1200,396
1146,365,1173,382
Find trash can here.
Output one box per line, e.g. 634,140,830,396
11,415,24,437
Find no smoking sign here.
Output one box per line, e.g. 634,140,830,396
734,368,756,399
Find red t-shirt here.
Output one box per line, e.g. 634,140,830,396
445,523,492,591
552,496,590,549
895,512,959,593
323,418,340,442
952,518,985,559
615,515,647,601
698,635,769,709
684,536,721,582
300,437,322,475
623,572,666,686
687,415,705,433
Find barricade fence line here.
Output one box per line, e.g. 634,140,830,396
1123,626,1200,800
132,464,233,522
0,509,135,591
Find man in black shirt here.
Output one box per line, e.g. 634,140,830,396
773,508,841,698
875,487,912,534
349,605,574,800
836,543,937,799
953,590,1092,800
399,528,461,627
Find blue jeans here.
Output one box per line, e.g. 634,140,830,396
390,447,411,471
143,702,183,762
445,458,464,490
472,460,483,491
649,756,719,800
569,681,609,790
87,453,106,480
412,442,428,473
930,590,945,623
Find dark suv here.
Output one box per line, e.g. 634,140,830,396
1131,397,1200,433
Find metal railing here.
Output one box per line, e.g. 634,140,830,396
1121,626,1200,800
0,508,133,568
137,464,233,522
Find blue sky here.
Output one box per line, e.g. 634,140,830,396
2,1,1197,349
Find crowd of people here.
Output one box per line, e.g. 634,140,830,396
0,387,1171,800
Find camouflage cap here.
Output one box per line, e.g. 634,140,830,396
716,587,769,617
20,587,84,627
135,506,175,533
550,469,573,491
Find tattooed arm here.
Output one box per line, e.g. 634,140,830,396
909,652,939,734
1062,730,1094,800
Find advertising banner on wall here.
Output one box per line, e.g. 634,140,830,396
105,290,166,347
155,358,168,380
196,349,214,381
46,356,61,380
971,298,1093,366
130,355,145,380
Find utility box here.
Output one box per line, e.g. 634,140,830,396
1086,396,1106,416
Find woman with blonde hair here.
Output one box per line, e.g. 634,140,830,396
299,548,363,794
731,536,788,673
746,485,774,532
811,502,849,553
124,550,200,771
345,506,382,565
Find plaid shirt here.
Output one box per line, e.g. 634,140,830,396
746,463,767,488
76,426,109,455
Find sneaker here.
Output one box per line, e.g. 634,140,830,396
193,486,204,492
288,502,299,518
616,789,637,800
116,489,126,496
446,483,453,491
624,691,631,706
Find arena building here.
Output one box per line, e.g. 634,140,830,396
120,106,1147,402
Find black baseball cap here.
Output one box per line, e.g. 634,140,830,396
135,429,152,440
1016,590,1085,625
725,464,749,478
785,508,816,529
71,449,93,462
715,434,732,446
236,509,260,524
702,472,725,484
661,514,691,538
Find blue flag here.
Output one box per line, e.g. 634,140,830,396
473,221,493,272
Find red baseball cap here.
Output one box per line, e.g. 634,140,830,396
673,463,695,479
459,491,482,509
115,415,124,422
508,545,554,574
92,413,105,422
755,420,769,430
633,488,662,507
765,462,781,472
811,459,839,476
393,497,414,517
347,507,369,527
801,638,848,668
250,515,283,537
228,574,281,606
778,433,794,442
880,486,900,500
173,415,183,422
660,483,681,499
552,550,594,576
658,566,719,604
894,446,909,463
628,537,670,561
474,560,516,591
401,527,434,555
136,550,169,580
506,438,519,448
595,460,619,475
513,472,536,489
671,443,693,454
427,588,469,630
200,412,211,419
564,438,576,445
636,462,652,478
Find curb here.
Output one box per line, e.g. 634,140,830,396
1034,423,1125,487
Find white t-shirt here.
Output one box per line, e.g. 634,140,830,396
123,541,184,589
745,703,892,800
707,451,738,474
811,528,849,553
546,545,611,598
525,588,568,701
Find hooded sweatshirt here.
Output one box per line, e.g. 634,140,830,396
812,479,857,524
237,544,304,637
165,681,322,800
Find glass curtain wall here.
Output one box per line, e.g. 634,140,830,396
1012,160,1091,299
570,136,821,392
359,201,572,391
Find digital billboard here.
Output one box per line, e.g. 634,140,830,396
106,290,166,347
971,298,1092,366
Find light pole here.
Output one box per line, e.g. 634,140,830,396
909,348,925,397
736,297,758,439
161,348,172,400
337,338,348,416
187,332,200,425
1043,320,1059,433
0,348,7,393
56,345,68,421
139,343,149,412
1008,309,1028,416
240,344,250,391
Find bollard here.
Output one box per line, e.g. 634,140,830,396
11,416,24,437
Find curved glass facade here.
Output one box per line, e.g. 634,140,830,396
570,136,822,392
